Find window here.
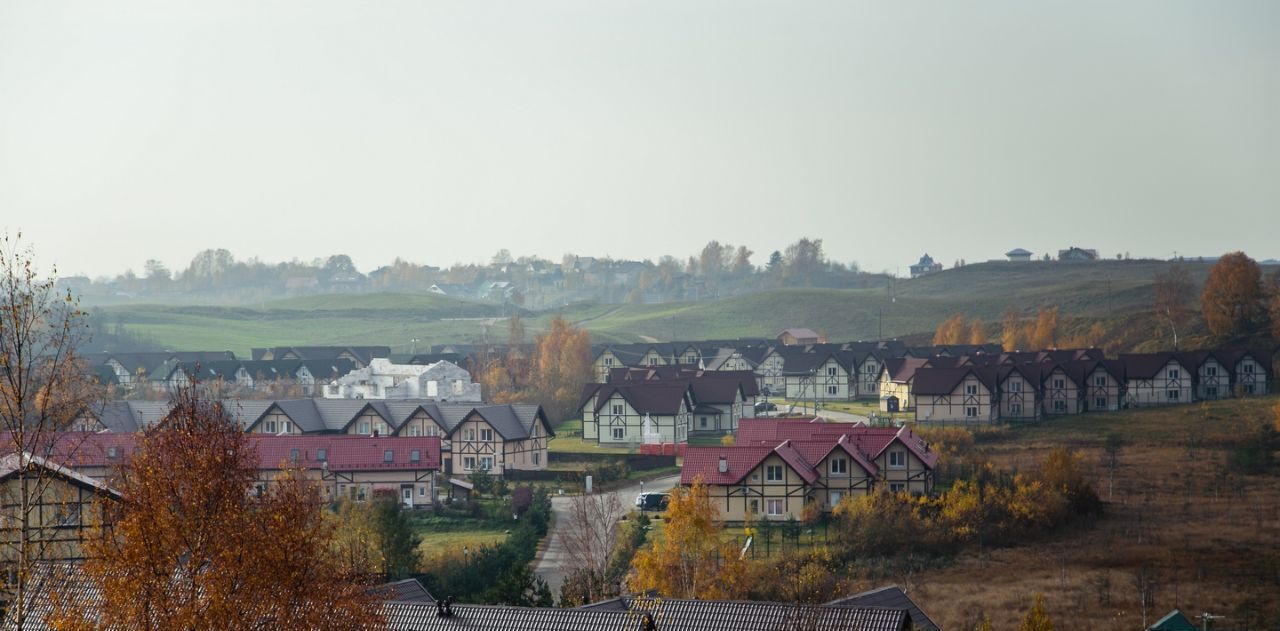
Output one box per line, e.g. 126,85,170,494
1168,369,1180,379
1206,366,1217,376
107,446,118,459
1010,381,1021,392
480,457,493,471
604,357,614,366
409,426,421,437
266,420,277,433
463,457,476,471
359,421,371,435
765,465,783,481
281,421,291,434
766,499,783,516
611,404,623,415
1010,403,1022,416
830,458,847,474
411,450,421,462
1167,390,1180,401
1206,386,1218,398
419,486,426,497
890,483,906,493
749,499,759,514
888,451,906,468
827,366,837,377
316,449,327,461
1243,363,1255,374
464,429,475,441
1095,376,1107,387
699,416,708,428
55,504,81,528
1095,397,1107,409
830,490,844,506
384,450,394,463
1245,384,1256,394
290,448,301,463
827,385,837,396
611,427,624,440
965,384,977,395
1053,378,1065,389
648,357,658,366
533,452,540,466
356,486,367,502
1053,400,1066,413
480,429,494,442
965,406,978,418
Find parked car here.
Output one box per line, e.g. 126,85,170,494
634,492,670,512
754,401,778,413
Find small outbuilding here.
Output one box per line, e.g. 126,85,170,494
1005,248,1033,262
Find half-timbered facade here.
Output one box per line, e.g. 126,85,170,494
912,368,1000,423
998,365,1042,421
580,383,692,445
1121,354,1192,407
1041,364,1084,415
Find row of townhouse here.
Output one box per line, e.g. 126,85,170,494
72,399,551,476
880,348,1272,423
21,432,444,508
682,418,939,521
590,336,1003,404
91,346,398,395
579,368,759,445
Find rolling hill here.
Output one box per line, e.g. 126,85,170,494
93,259,1224,354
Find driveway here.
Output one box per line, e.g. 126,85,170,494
783,402,869,424
534,473,680,596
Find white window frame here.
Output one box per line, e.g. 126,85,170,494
965,384,978,396
766,499,783,516
480,428,494,442
463,457,476,471
830,458,847,474
888,450,906,469
765,465,783,482
611,427,624,440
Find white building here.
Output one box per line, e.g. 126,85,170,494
324,358,482,401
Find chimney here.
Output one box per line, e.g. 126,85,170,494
718,456,728,474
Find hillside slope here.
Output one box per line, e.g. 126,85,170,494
94,260,1224,353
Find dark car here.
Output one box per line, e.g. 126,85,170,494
634,492,670,512
754,401,778,413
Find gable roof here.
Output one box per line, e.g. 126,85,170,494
1147,609,1198,631
827,585,940,631
1119,353,1184,379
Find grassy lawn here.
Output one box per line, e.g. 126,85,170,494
416,528,509,557
547,435,634,455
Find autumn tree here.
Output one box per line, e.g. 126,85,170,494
57,383,380,630
629,479,748,599
531,315,593,421
1018,594,1054,631
1267,271,1280,341
1201,251,1263,338
1001,308,1025,351
968,319,988,344
1029,307,1059,350
933,313,968,345
1153,261,1194,342
0,233,100,630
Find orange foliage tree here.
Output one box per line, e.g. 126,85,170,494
933,313,968,345
54,384,381,630
1001,308,1024,351
628,479,748,599
532,316,593,421
1201,251,1263,337
967,319,988,344
1029,307,1059,350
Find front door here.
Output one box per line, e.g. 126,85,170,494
401,485,414,508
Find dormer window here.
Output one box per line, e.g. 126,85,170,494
290,448,300,463
316,449,327,461
411,450,421,462
107,446,118,459
383,450,394,463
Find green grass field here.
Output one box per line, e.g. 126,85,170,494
90,259,1214,353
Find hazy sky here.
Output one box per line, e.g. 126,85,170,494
2,1,1277,278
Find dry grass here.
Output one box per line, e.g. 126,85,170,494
908,396,1280,630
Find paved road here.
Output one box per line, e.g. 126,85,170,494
782,402,870,424
534,474,680,596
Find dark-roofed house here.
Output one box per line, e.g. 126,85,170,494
999,363,1043,421
1121,353,1192,407
580,382,693,445
779,348,852,403
2,562,930,631
908,254,943,278
1041,361,1087,415
877,357,930,412
827,585,940,631
912,367,1000,423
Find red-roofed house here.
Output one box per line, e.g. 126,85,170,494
684,420,936,521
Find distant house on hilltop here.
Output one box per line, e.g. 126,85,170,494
1058,246,1099,262
908,254,943,278
1005,248,1033,262
777,328,824,346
